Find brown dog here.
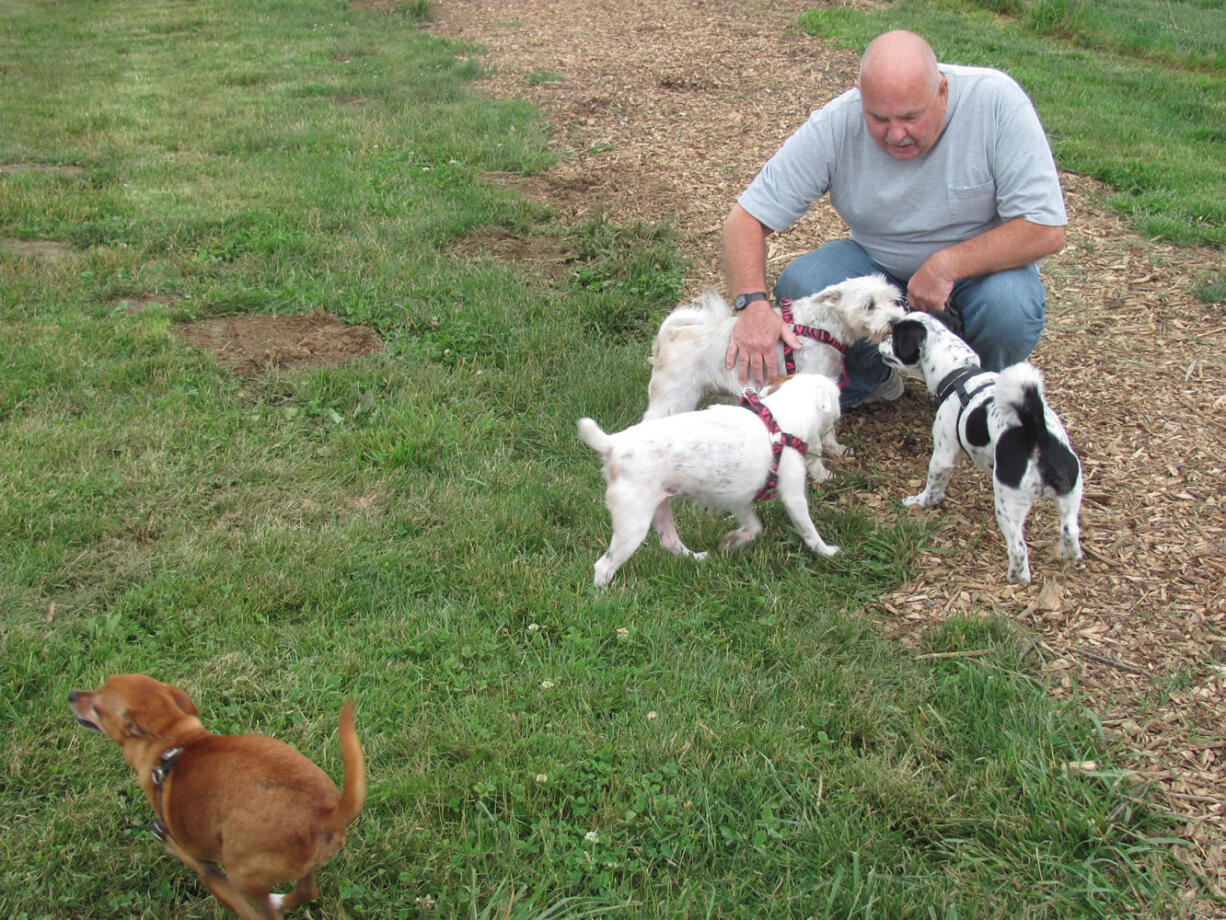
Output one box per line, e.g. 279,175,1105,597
69,673,365,920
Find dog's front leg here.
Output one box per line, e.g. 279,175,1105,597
804,449,832,483
164,839,267,920
776,472,839,557
904,438,960,507
820,426,852,459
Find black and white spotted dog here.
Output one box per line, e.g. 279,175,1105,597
879,311,1083,584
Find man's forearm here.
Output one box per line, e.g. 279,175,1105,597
722,204,774,298
935,218,1065,280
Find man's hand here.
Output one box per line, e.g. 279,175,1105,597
907,220,1065,312
724,300,801,388
906,251,956,313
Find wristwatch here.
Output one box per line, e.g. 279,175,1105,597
733,291,769,311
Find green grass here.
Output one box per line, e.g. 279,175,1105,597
0,0,1197,916
800,0,1226,250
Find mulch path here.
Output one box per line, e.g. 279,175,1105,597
425,0,1226,905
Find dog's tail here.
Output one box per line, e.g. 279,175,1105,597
577,417,612,454
995,363,1047,433
328,699,366,831
995,363,1079,493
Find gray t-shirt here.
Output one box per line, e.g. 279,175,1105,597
737,64,1067,279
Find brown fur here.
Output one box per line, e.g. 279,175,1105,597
69,673,365,920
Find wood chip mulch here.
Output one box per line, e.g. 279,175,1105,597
425,0,1226,907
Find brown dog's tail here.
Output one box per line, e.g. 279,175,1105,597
328,699,366,831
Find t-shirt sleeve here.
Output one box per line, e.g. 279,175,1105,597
993,90,1067,227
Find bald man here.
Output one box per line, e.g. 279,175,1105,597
724,30,1066,406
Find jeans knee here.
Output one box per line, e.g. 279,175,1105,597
954,269,1046,370
774,240,881,301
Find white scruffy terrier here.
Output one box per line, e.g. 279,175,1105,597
879,311,1083,584
642,274,906,432
579,374,842,587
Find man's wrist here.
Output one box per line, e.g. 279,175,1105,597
733,291,770,311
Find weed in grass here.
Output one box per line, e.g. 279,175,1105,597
1192,273,1226,304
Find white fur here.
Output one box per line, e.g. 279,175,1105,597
579,374,842,587
879,312,1083,584
642,275,906,462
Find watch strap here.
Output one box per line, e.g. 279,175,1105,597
734,291,769,311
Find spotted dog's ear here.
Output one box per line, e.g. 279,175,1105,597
888,318,928,367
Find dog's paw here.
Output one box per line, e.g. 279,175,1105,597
904,490,946,508
718,531,754,552
825,442,853,458
1058,541,1082,561
1006,563,1032,585
693,551,708,562
805,460,833,483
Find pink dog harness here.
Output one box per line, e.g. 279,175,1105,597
779,298,847,387
739,389,808,502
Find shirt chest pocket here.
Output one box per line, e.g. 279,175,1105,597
948,180,998,224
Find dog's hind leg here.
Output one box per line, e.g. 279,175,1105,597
652,500,707,561
593,497,655,586
1055,482,1083,562
642,374,706,420
718,506,763,551
993,488,1033,584
268,872,319,915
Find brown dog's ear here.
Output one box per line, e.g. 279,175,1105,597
122,716,149,738
166,685,199,718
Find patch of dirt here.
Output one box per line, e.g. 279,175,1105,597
0,163,85,178
447,222,576,281
1,238,75,261
175,310,383,378
425,0,1226,903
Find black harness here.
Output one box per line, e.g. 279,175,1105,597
935,365,996,452
935,365,994,412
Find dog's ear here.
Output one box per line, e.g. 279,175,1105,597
889,318,927,366
166,684,199,718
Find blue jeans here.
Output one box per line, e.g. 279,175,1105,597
774,239,1047,409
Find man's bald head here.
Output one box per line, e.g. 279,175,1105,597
857,31,947,160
